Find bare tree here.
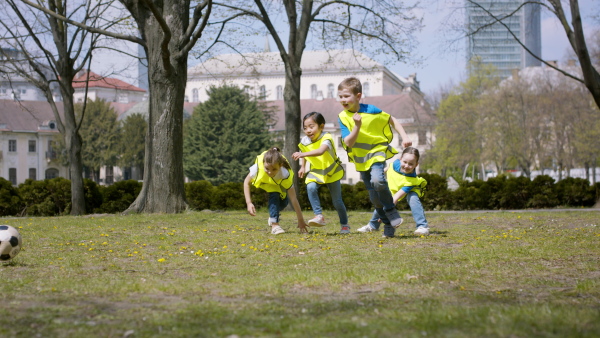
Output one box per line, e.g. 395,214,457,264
203,0,421,194
0,0,123,215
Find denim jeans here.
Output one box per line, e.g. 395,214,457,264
367,191,428,233
307,181,348,225
360,162,401,236
268,192,289,224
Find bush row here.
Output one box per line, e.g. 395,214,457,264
0,174,598,217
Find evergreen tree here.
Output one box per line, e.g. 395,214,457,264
119,113,147,179
183,85,271,185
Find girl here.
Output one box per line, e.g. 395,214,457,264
244,147,309,235
292,112,350,234
357,147,429,237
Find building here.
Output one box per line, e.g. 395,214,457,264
187,49,423,103
0,100,65,185
72,70,147,104
0,48,59,102
466,0,541,78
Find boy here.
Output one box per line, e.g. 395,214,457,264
337,77,412,238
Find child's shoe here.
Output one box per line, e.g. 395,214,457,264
340,225,351,234
271,225,285,235
381,234,394,239
308,214,326,227
414,227,430,236
391,217,403,229
357,224,378,232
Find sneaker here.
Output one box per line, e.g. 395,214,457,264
340,225,351,234
357,224,378,233
271,225,285,235
414,227,430,236
381,234,394,239
391,217,404,229
308,214,326,227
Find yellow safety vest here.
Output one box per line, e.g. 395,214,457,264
252,151,294,199
338,110,397,171
298,132,344,184
386,166,427,200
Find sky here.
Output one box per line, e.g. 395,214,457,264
93,1,600,98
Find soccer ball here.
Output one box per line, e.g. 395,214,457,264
0,225,22,261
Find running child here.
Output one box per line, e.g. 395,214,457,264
292,112,350,234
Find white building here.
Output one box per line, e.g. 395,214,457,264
73,70,147,104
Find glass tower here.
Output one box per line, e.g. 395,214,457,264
466,0,541,78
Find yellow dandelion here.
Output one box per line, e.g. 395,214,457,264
158,258,166,262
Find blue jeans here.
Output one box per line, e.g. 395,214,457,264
360,162,401,236
367,191,428,234
268,192,289,224
307,181,348,225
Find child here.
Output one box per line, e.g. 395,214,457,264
244,147,309,235
292,112,350,234
357,147,430,236
337,77,412,238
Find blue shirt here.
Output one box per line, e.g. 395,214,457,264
338,103,383,139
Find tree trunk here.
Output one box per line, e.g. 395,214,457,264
125,2,188,214
283,63,302,200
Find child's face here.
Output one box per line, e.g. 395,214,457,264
303,117,324,141
263,162,281,178
400,153,418,174
338,88,362,112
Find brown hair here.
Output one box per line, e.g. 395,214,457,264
401,147,420,163
338,77,362,95
263,147,291,170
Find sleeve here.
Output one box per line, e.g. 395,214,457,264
338,117,350,140
248,164,258,178
401,186,414,193
322,138,333,150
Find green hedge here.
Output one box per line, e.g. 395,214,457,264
0,174,598,217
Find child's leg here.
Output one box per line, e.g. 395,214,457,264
360,165,394,237
267,192,288,225
327,180,348,225
369,162,402,225
406,191,428,229
367,209,381,229
306,182,322,216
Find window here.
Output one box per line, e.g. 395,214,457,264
327,84,335,98
310,84,317,99
0,88,6,94
9,168,17,185
28,140,36,152
29,168,36,180
192,88,199,102
259,85,266,99
276,85,283,100
105,166,114,185
8,140,16,152
363,82,370,97
45,168,59,179
19,88,27,95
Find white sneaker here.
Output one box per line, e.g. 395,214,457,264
340,225,351,234
357,224,378,233
308,214,326,227
391,217,403,229
414,227,429,236
271,225,285,235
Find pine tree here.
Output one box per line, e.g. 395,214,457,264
183,85,271,185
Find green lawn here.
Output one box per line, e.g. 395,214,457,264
1,210,599,337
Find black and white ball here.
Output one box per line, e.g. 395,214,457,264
0,225,22,261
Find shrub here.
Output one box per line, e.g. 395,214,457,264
0,177,22,216
555,177,596,207
527,175,559,208
494,176,532,209
418,173,450,210
185,180,215,210
97,180,141,213
211,182,246,210
18,178,71,216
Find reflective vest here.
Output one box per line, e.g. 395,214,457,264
386,164,427,200
252,151,294,199
298,132,344,184
338,109,397,171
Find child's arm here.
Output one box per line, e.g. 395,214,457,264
293,144,328,159
243,173,256,216
287,186,309,233
390,117,412,148
393,189,407,205
343,112,362,148
297,158,306,178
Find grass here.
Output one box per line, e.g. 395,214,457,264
1,209,599,337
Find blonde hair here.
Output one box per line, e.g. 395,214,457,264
263,147,291,170
338,77,362,95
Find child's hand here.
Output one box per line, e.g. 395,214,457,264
297,221,309,233
402,140,413,148
298,166,305,178
292,151,303,160
246,203,256,216
353,112,362,126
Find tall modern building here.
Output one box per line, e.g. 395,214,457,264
466,0,541,78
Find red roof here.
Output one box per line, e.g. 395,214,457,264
72,71,146,93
